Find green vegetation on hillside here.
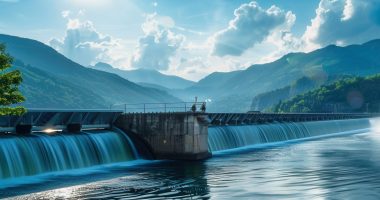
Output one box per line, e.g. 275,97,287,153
13,60,108,109
272,74,380,113
251,75,355,112
0,44,25,115
251,77,318,111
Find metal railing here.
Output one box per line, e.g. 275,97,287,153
110,102,207,113
0,110,123,132
208,112,380,126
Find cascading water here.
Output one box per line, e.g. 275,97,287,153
208,118,371,152
0,130,137,180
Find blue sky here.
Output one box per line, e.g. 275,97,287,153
1,0,380,80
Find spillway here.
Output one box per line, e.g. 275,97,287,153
208,118,371,152
0,130,137,180
0,117,373,180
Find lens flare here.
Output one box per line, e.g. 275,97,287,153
43,128,57,134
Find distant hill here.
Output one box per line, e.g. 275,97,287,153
180,39,380,112
137,82,170,92
250,77,318,111
250,75,355,111
91,62,195,90
0,34,180,109
13,60,107,109
195,71,243,89
271,74,380,113
170,70,243,103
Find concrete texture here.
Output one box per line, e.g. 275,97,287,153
115,112,211,160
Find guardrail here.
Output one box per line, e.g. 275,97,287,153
0,109,123,133
208,112,380,126
110,102,207,113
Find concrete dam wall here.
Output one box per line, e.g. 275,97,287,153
114,112,211,160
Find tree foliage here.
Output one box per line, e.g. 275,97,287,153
0,43,26,115
271,74,380,113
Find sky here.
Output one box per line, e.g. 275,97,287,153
1,0,380,81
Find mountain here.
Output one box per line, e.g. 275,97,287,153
3,33,380,112
181,39,380,112
0,34,180,109
91,62,195,90
195,71,243,89
271,74,380,113
13,60,107,109
169,70,244,104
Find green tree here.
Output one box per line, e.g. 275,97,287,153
0,43,26,115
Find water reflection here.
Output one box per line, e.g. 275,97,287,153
316,134,380,199
205,131,380,199
13,161,210,199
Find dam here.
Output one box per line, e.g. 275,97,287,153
0,109,378,181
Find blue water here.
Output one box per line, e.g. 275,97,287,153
0,130,137,180
208,118,370,152
1,119,380,199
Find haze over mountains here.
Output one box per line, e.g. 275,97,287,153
90,62,194,90
1,33,380,112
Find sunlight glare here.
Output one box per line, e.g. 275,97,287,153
43,128,57,134
370,118,380,133
69,0,109,7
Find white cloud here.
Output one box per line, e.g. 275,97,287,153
166,42,253,81
342,0,354,21
131,13,185,71
61,10,71,18
50,18,124,66
211,1,296,57
303,0,380,50
47,0,380,81
171,1,302,80
160,2,302,81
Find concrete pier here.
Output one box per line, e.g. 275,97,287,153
115,112,211,160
